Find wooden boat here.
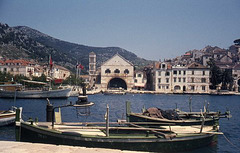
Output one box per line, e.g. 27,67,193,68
0,82,71,99
126,102,230,127
0,110,15,126
15,98,220,152
17,121,218,152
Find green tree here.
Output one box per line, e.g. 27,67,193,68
0,71,13,82
207,59,222,89
221,69,233,90
32,74,47,82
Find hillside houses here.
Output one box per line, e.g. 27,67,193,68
0,59,70,81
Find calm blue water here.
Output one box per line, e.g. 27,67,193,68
0,94,240,153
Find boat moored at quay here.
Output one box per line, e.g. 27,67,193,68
15,96,222,152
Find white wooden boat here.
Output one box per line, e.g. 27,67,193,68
0,110,15,126
0,83,71,99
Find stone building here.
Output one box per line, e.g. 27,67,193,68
186,62,210,94
100,54,134,91
51,65,71,80
133,71,147,90
153,62,172,93
0,59,35,78
154,62,210,94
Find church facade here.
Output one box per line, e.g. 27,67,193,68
100,54,134,91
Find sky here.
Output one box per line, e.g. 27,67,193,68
0,0,240,60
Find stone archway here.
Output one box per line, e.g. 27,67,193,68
107,78,127,90
174,85,181,90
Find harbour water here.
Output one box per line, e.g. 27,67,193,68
0,94,240,153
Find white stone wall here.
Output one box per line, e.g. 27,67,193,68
154,64,210,94
134,71,146,89
171,66,188,93
100,54,134,90
154,63,172,93
186,69,210,93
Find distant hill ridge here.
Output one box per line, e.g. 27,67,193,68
0,23,151,72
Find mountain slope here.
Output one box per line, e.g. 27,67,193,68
13,25,152,70
0,23,152,72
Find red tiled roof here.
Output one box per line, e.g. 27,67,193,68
3,59,32,66
187,62,208,69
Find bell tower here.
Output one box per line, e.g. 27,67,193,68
89,52,96,75
89,52,97,88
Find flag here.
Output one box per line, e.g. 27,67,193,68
76,64,84,70
79,64,84,70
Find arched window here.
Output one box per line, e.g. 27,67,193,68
174,85,181,90
165,72,170,76
114,69,120,73
105,69,111,74
124,69,129,74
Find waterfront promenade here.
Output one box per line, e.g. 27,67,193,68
0,141,140,153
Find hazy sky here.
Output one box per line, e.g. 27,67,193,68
0,0,239,60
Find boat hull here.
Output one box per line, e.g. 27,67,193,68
0,111,15,126
128,113,219,126
0,88,71,99
18,122,218,152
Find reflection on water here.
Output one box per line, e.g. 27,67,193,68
0,94,240,152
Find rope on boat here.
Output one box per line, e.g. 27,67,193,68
222,132,240,151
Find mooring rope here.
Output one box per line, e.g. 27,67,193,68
221,132,240,151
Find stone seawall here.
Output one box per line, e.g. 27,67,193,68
0,141,143,153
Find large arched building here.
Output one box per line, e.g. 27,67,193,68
100,54,134,91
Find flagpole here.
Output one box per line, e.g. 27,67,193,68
76,61,78,85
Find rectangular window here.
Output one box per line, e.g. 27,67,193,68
158,78,161,83
4,68,7,72
183,71,186,75
191,86,195,91
162,64,165,69
158,71,161,76
203,71,205,76
191,78,194,83
178,78,181,82
134,79,137,83
90,57,94,63
192,71,194,75
201,78,206,83
166,78,169,83
166,86,169,89
90,65,94,70
158,85,161,89
173,71,177,75
174,77,177,82
202,86,206,91
138,74,142,77
183,78,186,82
179,71,181,75
165,72,170,76
11,68,14,72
